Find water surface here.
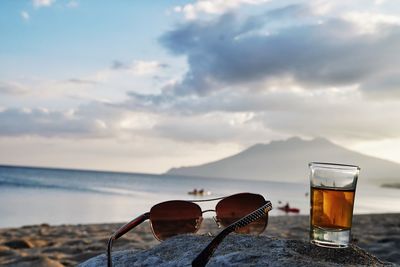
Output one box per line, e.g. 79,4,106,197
0,165,398,228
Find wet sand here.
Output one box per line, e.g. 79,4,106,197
0,213,399,266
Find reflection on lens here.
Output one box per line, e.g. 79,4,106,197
150,200,202,240
216,193,268,234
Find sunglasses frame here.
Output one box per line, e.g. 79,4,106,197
107,192,270,267
192,201,272,267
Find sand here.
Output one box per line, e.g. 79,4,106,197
0,213,399,266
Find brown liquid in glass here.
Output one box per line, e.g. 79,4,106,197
311,186,355,230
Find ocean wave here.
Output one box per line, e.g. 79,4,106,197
0,177,134,196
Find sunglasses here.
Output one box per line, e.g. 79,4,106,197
107,192,272,267
192,200,273,267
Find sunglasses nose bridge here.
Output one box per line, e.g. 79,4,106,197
200,209,221,228
201,209,216,215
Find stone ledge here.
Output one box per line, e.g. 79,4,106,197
79,235,395,267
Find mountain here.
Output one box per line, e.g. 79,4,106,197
166,137,400,184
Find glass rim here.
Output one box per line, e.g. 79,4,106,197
309,162,360,171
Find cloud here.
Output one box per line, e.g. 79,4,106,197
160,4,400,97
131,61,168,75
121,2,400,143
111,60,129,70
111,60,168,75
4,2,400,148
124,85,400,143
0,82,30,95
0,103,162,140
20,11,30,21
174,0,270,20
33,0,55,8
66,78,97,85
88,60,170,84
0,107,103,138
151,111,272,143
342,11,400,34
361,72,400,98
255,88,400,141
2,85,399,146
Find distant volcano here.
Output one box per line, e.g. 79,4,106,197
166,137,400,185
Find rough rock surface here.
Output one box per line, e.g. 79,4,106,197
3,239,34,249
79,235,395,267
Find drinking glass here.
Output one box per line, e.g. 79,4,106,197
309,162,360,248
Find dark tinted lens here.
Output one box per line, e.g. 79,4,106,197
216,193,268,234
150,200,202,241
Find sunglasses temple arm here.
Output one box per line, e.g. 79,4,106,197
192,223,232,267
192,201,272,267
107,212,150,267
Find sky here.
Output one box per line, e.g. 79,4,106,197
1,0,400,174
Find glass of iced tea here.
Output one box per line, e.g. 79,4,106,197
309,162,359,248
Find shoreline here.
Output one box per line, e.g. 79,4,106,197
2,212,400,229
0,213,399,266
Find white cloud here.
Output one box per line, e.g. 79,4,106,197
6,3,400,146
0,81,30,95
174,0,270,20
0,107,107,138
0,59,176,110
118,113,157,130
124,83,400,143
33,0,55,8
3,1,400,172
131,61,167,75
20,11,30,21
151,111,269,143
93,60,168,82
343,11,400,34
161,4,400,98
111,60,168,75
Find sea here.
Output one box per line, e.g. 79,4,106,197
1,165,399,228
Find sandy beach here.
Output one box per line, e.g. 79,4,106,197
0,213,399,266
